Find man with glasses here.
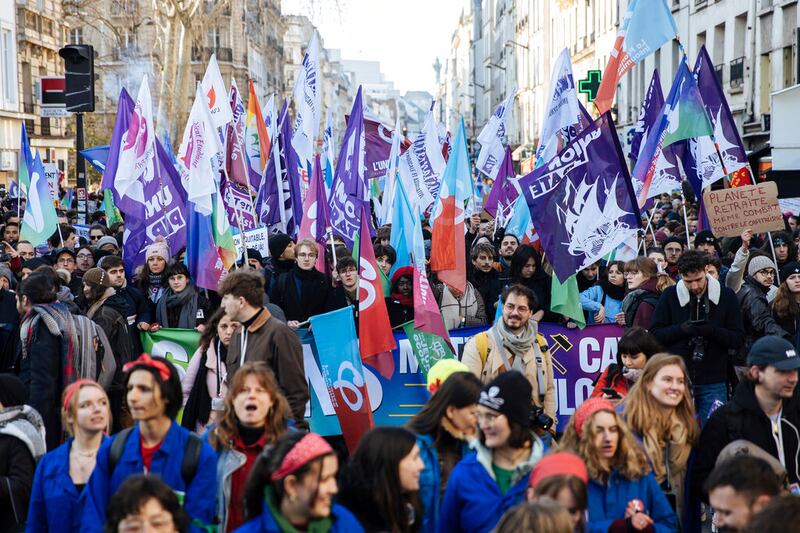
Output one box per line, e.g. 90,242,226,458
53,247,83,297
75,245,96,275
462,284,557,435
735,256,791,380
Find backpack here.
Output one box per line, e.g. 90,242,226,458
475,331,490,365
624,291,660,327
107,427,203,487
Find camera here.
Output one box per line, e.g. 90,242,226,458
691,336,705,365
0,253,11,263
531,407,554,432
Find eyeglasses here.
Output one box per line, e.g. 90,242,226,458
339,267,357,275
503,303,530,313
758,270,776,278
77,253,93,260
57,257,75,265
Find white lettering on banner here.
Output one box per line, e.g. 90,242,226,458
303,344,383,418
555,378,595,416
399,338,418,374
333,361,366,411
579,336,617,373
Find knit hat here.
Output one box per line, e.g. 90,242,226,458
782,261,800,282
246,248,263,264
0,374,27,407
654,230,668,245
82,267,112,288
269,233,293,259
426,359,470,394
96,236,119,251
528,452,589,488
145,240,170,262
694,230,717,248
663,236,684,250
748,255,777,277
478,371,533,427
573,398,615,437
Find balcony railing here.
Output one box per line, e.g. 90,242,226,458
192,46,233,62
730,56,745,89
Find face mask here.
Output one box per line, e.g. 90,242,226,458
623,367,644,383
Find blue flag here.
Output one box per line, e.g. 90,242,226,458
389,178,415,276
520,112,641,283
80,145,111,173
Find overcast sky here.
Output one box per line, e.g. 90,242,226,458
282,0,467,95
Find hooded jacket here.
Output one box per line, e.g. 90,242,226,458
690,379,800,502
437,437,545,533
234,501,364,533
650,274,744,385
26,435,109,533
736,276,791,365
0,405,46,532
81,421,217,533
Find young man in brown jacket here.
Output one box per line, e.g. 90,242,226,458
219,270,309,428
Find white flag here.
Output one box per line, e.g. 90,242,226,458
115,75,156,216
535,49,583,166
178,85,222,215
201,54,233,130
476,90,516,179
398,110,445,212
377,118,402,226
291,31,321,168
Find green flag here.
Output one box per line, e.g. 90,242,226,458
550,275,586,329
401,320,454,377
140,328,201,371
102,192,123,226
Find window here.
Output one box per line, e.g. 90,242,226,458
0,28,17,108
70,27,82,44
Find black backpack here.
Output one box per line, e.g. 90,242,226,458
624,290,661,327
107,427,203,487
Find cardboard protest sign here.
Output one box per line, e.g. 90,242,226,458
703,182,784,237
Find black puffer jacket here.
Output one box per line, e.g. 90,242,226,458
736,276,791,365
691,380,800,503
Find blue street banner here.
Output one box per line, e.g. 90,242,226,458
300,322,624,434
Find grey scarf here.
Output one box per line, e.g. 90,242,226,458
156,286,198,329
494,319,536,358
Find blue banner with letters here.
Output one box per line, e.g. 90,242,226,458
301,322,623,434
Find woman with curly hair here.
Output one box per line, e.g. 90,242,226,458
621,354,700,526
206,362,291,532
559,398,677,532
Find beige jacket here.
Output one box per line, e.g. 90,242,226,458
462,328,557,427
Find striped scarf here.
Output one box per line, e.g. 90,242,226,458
20,303,80,385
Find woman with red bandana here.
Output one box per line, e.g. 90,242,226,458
237,431,364,532
81,354,217,533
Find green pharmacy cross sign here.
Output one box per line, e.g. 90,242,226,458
578,70,602,102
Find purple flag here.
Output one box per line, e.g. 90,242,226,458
256,100,288,230
484,145,518,221
281,105,303,238
330,87,370,247
363,116,394,181
101,89,135,196
629,71,663,163
681,45,751,190
121,139,187,272
520,113,641,283
221,174,257,231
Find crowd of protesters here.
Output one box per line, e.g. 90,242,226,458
3,189,800,532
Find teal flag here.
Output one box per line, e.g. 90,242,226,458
401,320,454,377
140,328,201,372
551,275,586,329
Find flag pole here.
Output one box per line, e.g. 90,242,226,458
680,191,692,249
640,207,658,254
329,228,338,269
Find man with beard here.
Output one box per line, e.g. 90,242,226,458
494,233,518,285
461,284,556,434
704,455,782,532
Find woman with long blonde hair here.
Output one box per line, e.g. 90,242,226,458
207,362,291,532
622,354,699,527
559,398,677,532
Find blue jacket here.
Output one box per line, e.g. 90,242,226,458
438,438,545,533
416,433,474,533
587,469,677,533
233,502,364,533
580,285,623,325
81,421,217,533
26,436,108,533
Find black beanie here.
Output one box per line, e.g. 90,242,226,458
269,233,293,259
478,370,533,427
0,374,27,408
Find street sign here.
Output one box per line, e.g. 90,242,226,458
578,70,602,102
39,77,69,117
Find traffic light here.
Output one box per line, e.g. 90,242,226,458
58,45,95,112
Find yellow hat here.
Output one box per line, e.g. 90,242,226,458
426,359,469,394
